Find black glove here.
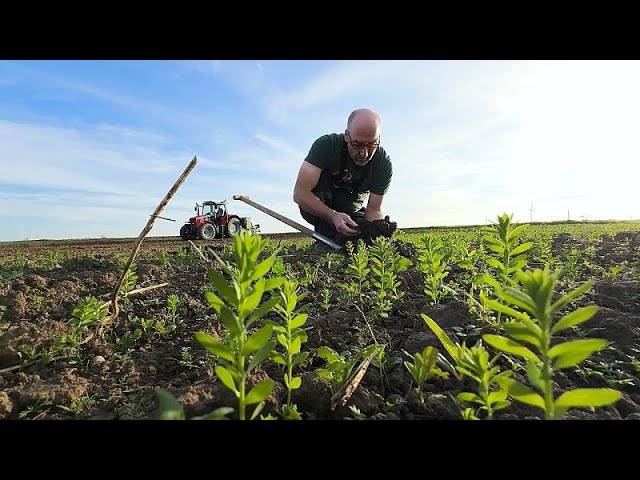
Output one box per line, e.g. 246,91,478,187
364,215,397,241
335,214,397,246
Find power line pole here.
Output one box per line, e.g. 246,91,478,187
529,201,534,222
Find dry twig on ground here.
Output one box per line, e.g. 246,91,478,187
330,353,376,410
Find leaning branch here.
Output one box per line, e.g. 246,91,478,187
96,156,198,337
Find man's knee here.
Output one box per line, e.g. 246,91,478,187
299,170,337,237
299,206,336,239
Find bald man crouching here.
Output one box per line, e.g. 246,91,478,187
293,108,396,252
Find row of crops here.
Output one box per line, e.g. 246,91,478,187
0,216,638,419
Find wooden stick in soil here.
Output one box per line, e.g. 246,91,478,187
97,156,198,337
0,355,68,375
98,282,170,309
188,240,212,264
330,352,376,410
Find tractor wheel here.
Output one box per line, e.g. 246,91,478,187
182,225,197,240
227,217,242,237
199,223,217,240
181,224,198,240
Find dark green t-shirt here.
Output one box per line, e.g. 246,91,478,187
303,133,393,213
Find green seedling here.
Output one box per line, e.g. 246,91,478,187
460,407,481,420
153,319,168,337
271,279,310,420
70,296,109,329
315,347,356,395
296,261,321,287
480,213,533,285
403,346,448,407
319,251,344,270
17,344,38,365
319,288,331,311
166,293,182,328
270,256,290,278
38,250,65,269
453,240,483,289
175,346,207,370
345,240,370,307
346,405,388,420
475,213,534,330
58,395,95,415
1,250,30,279
158,250,171,269
316,344,382,395
135,316,155,342
0,256,24,281
118,394,156,420
561,248,581,284
369,236,412,318
371,346,402,395
18,394,53,419
116,329,142,355
602,265,624,282
174,246,200,265
54,296,108,358
422,314,512,419
575,358,636,389
116,259,138,297
417,234,449,304
345,390,406,420
450,324,483,341
30,294,46,311
195,231,284,420
483,267,621,419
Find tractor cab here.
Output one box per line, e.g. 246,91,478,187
198,200,227,220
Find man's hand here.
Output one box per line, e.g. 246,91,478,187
333,213,397,246
332,211,360,236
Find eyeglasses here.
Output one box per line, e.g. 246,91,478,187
346,131,380,151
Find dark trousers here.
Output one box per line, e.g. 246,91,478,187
299,170,365,241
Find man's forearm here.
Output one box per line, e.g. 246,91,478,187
364,207,384,222
295,190,337,223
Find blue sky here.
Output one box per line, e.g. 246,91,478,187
1,60,639,242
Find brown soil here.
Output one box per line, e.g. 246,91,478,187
1,232,639,421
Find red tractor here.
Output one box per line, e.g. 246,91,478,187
179,200,260,240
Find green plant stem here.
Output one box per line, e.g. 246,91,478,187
286,347,294,407
540,328,554,420
238,352,247,420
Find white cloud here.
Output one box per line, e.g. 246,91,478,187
1,60,639,242
0,120,190,193
379,60,640,227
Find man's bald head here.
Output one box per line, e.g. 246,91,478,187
347,108,381,137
